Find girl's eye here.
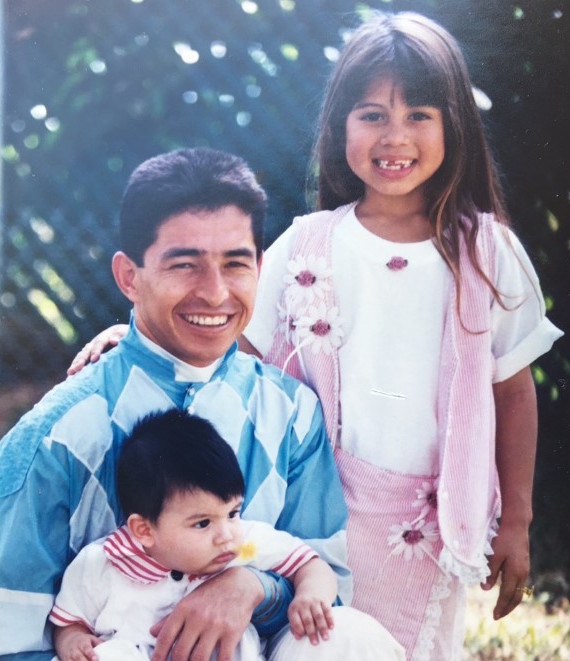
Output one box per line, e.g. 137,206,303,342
361,111,384,122
409,111,431,121
194,519,210,529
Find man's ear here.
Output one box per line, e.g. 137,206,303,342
112,251,140,303
127,513,156,548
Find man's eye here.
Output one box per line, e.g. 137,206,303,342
194,519,210,529
171,262,194,270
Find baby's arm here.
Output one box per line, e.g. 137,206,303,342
287,557,337,645
54,623,102,661
483,365,537,619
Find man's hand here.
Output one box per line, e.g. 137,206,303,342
481,521,531,619
150,566,264,661
54,623,102,661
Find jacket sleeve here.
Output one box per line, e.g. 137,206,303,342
275,385,351,603
0,388,117,657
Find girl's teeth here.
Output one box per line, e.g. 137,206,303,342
377,160,413,170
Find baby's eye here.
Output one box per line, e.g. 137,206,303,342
194,519,210,529
228,509,241,520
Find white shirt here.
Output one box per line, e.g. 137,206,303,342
245,208,562,475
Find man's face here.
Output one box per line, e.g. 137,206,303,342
118,205,260,366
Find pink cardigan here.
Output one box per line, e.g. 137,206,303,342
265,203,501,582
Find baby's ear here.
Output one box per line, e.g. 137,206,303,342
127,513,155,548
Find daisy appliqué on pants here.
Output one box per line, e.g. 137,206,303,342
280,254,344,356
387,519,440,561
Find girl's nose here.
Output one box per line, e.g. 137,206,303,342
380,121,409,146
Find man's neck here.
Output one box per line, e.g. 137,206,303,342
133,324,223,382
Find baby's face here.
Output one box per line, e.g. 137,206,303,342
145,489,244,576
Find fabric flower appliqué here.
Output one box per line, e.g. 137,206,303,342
387,519,439,561
412,478,439,521
283,255,332,307
237,541,257,562
294,302,344,355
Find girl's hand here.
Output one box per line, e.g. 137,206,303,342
67,324,128,375
54,623,102,661
481,520,531,619
287,596,335,645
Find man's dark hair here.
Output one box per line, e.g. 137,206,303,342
119,147,267,265
118,409,245,522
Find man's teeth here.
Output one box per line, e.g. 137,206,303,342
185,315,228,326
376,159,413,170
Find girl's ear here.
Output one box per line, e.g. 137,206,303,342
127,513,156,548
112,251,140,303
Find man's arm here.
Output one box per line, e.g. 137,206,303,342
0,416,72,656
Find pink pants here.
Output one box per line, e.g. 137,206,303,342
335,448,467,661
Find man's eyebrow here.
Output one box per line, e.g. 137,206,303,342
161,247,256,260
162,248,203,260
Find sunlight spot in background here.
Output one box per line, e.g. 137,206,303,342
472,86,492,111
279,0,295,10
89,59,107,74
30,105,47,120
236,111,252,127
324,46,340,62
240,1,258,15
45,117,60,132
219,94,235,107
27,289,77,344
173,42,200,64
210,41,227,58
182,90,199,104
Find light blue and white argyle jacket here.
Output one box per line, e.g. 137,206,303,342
0,319,349,660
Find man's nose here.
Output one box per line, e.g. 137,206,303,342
195,267,229,306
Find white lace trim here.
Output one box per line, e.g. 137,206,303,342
438,521,498,584
412,571,452,661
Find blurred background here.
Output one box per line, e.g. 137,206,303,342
1,0,569,603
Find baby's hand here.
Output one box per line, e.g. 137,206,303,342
287,595,334,645
54,624,102,661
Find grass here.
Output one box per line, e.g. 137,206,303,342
463,585,570,660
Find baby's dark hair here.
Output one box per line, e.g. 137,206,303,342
118,409,245,522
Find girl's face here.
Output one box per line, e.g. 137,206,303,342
345,77,445,211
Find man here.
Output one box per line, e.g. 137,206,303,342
0,148,403,660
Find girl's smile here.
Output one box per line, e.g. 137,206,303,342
345,77,445,212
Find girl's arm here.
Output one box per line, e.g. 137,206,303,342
54,623,102,661
67,324,128,375
287,557,337,645
483,365,537,619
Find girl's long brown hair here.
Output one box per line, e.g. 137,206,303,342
310,11,510,309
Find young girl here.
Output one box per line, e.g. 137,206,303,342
71,12,562,660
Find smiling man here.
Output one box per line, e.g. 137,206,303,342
0,148,402,661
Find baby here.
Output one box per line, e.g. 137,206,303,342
50,409,338,660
